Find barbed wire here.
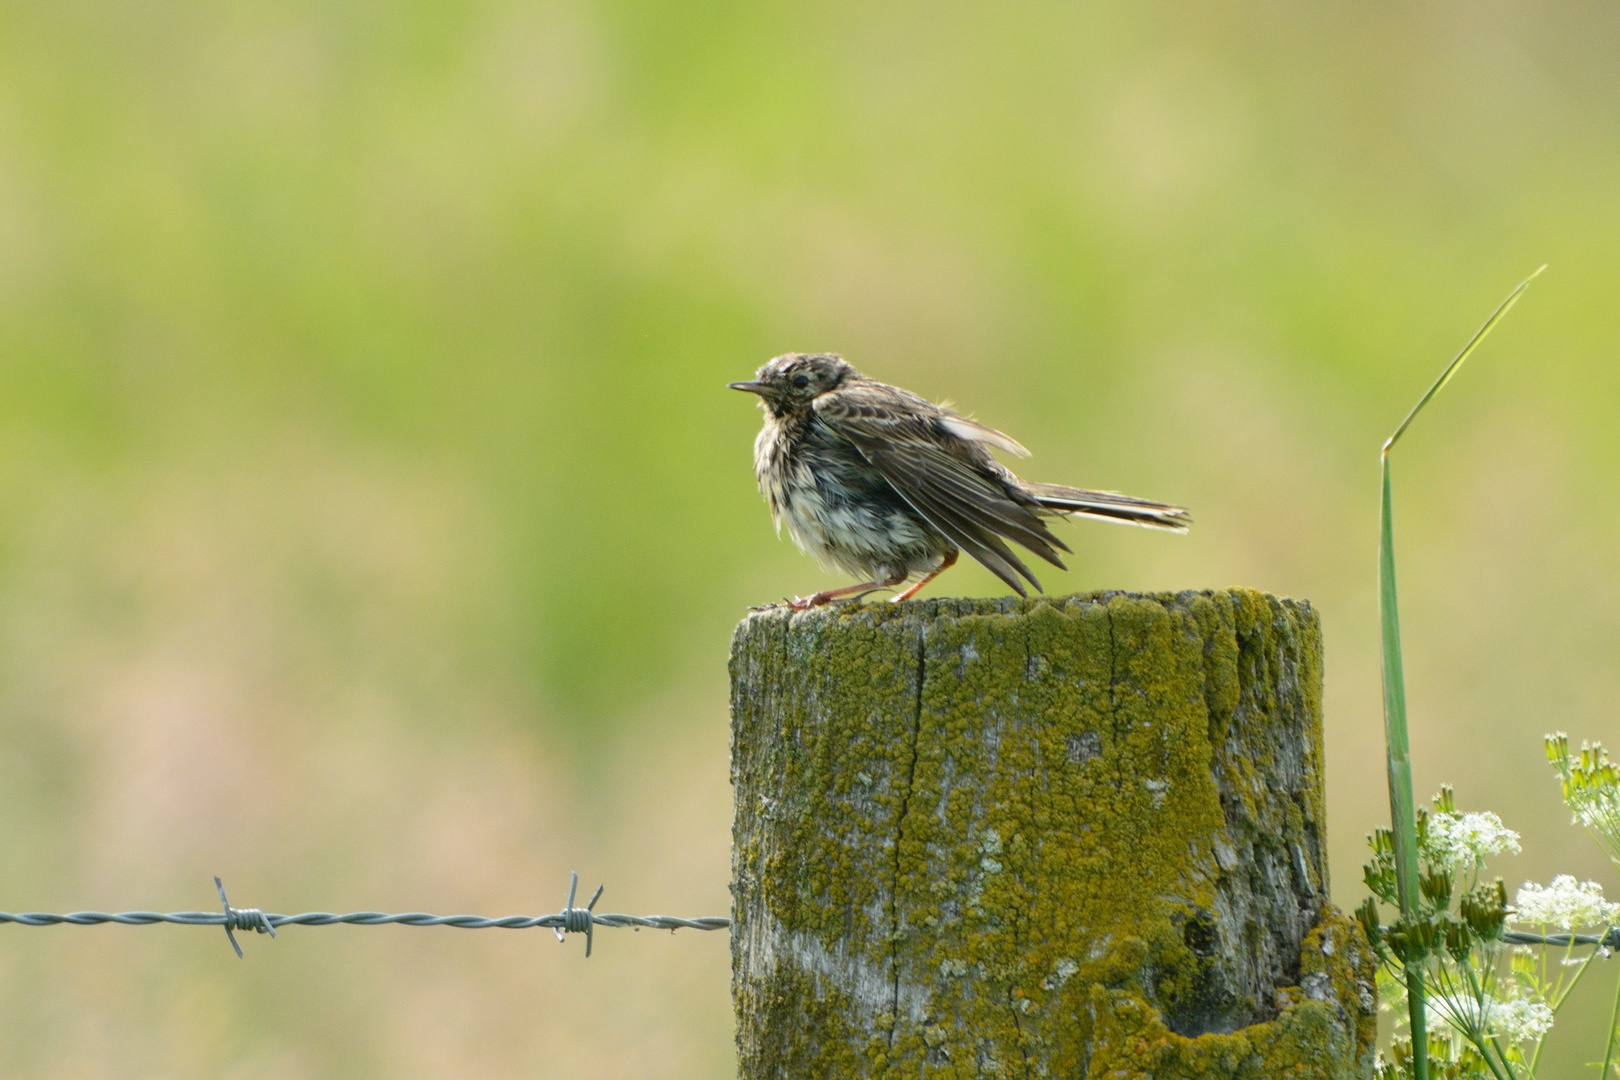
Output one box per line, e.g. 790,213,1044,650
0,873,730,959
1504,928,1620,950
8,876,1616,969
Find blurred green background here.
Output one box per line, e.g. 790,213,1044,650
0,1,1617,1076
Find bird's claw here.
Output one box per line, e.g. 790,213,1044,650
746,596,817,612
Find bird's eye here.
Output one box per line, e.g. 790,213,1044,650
792,374,811,389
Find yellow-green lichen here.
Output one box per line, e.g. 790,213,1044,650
1087,911,1375,1078
731,589,1371,1079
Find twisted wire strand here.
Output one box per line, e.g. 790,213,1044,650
0,911,731,931
5,901,1611,958
1503,928,1620,949
0,872,729,959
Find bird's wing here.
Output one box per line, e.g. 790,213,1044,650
813,384,1068,596
937,415,1031,458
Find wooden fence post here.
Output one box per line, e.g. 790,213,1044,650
729,588,1376,1079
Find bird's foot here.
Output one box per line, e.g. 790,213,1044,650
754,579,904,612
747,596,827,612
785,589,879,611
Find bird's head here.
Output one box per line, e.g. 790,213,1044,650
729,353,855,416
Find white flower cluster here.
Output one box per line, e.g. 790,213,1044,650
1512,876,1620,931
1430,995,1554,1045
1485,998,1554,1044
1423,810,1521,869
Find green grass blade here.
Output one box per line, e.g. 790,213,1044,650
1384,265,1544,454
1380,454,1429,1079
1378,267,1544,1080
1379,456,1418,906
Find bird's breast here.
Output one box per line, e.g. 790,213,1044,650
752,416,938,572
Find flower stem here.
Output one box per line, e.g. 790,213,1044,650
1532,932,1609,1075
1603,962,1620,1080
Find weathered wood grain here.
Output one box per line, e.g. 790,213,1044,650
730,588,1375,1079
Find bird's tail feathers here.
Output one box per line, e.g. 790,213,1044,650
1027,484,1191,533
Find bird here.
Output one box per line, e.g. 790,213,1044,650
731,353,1190,610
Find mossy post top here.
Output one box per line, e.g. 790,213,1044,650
729,588,1376,1079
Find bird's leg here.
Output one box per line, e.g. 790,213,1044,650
787,571,908,611
891,550,959,603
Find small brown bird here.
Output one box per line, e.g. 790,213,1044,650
731,353,1190,609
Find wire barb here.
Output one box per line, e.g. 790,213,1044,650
554,871,605,956
215,876,274,958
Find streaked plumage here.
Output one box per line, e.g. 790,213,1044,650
731,353,1190,609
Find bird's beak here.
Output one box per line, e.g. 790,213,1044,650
728,381,768,395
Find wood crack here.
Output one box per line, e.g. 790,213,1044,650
888,619,926,1050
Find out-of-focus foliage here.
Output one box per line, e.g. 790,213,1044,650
0,1,1618,1076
